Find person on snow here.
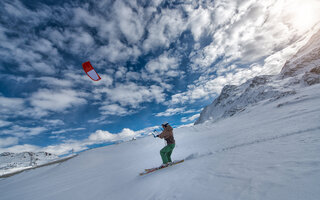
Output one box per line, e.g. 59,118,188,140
157,122,175,167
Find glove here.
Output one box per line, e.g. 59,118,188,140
156,135,160,137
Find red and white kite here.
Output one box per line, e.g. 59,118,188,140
82,61,101,81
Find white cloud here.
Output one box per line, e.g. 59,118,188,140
37,77,73,88
156,107,200,117
93,41,141,63
88,126,157,143
30,89,87,112
115,66,128,79
145,52,180,76
99,104,129,116
142,8,187,52
72,7,101,28
125,71,141,81
87,116,113,125
181,113,200,123
188,0,319,74
186,6,212,41
51,128,86,135
88,129,123,142
2,0,51,25
211,0,237,26
97,82,165,108
0,96,25,118
0,120,12,127
43,119,65,127
113,1,145,44
0,137,19,148
1,125,47,138
143,51,184,89
156,107,186,117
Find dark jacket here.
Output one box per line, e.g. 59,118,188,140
159,124,175,144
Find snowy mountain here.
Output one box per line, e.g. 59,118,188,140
195,29,320,125
0,152,58,176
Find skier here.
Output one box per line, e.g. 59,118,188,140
157,122,175,167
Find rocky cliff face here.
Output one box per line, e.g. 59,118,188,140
195,29,320,125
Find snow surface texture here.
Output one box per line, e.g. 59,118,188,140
0,152,58,176
195,29,320,125
0,84,320,200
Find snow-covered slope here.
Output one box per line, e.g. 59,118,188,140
0,83,320,199
0,152,59,176
195,29,320,125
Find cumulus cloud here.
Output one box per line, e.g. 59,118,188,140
99,104,129,116
113,1,145,44
190,0,320,72
88,126,157,143
0,137,19,147
30,89,87,112
37,77,73,88
145,52,180,76
93,41,141,63
0,96,25,118
96,82,165,110
186,5,212,41
142,8,187,52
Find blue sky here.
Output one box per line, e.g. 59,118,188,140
1,0,320,155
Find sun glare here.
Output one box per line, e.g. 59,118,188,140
286,0,320,32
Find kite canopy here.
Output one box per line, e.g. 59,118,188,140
82,61,101,81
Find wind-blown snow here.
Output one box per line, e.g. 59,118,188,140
0,83,320,199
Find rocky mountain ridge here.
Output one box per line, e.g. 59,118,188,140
195,29,320,125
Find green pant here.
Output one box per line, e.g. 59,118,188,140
160,144,175,164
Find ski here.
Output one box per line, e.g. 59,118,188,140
139,159,184,176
